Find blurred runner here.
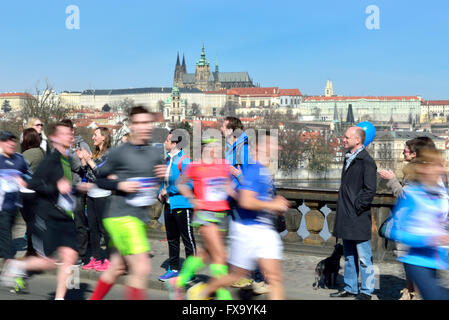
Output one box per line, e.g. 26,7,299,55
166,138,236,300
198,130,289,300
221,116,268,294
378,137,437,300
1,123,84,299
0,131,32,263
88,106,166,300
389,148,449,300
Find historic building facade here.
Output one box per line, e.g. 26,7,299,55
0,92,32,111
420,100,449,123
299,81,423,123
300,95,423,123
164,87,186,122
173,45,255,91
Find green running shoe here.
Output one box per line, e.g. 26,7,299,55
12,277,26,293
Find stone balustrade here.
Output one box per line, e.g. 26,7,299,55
276,186,397,261
147,185,397,262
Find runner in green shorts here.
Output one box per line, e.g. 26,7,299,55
88,106,166,300
103,216,150,256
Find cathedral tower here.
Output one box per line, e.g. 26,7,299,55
173,52,185,87
195,44,211,91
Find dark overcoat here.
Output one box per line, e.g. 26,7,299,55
333,148,377,241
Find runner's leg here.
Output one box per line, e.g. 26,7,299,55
55,246,78,299
201,265,248,298
199,224,226,265
258,258,284,300
199,223,231,299
90,251,126,300
123,252,151,299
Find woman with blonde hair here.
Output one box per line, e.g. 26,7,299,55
22,118,49,153
77,127,112,272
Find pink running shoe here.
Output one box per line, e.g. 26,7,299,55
82,258,97,270
166,277,185,300
94,259,110,272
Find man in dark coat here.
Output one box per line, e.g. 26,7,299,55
330,126,377,300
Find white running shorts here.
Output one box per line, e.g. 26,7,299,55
227,219,283,271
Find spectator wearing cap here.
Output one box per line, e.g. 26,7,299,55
0,131,32,260
157,129,196,282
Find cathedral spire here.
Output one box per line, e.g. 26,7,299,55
333,102,339,121
176,52,180,66
182,53,186,73
197,44,209,66
346,104,355,124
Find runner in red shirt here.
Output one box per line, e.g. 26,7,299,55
184,159,231,214
166,138,238,300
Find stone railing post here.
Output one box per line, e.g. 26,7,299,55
148,202,165,231
323,204,337,245
373,206,392,262
303,201,325,245
283,202,303,242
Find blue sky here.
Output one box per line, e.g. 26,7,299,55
1,0,448,99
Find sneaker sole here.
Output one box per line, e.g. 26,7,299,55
186,282,213,300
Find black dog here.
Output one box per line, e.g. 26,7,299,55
313,243,344,290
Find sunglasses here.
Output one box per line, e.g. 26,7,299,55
34,124,43,127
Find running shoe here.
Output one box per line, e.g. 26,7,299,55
0,260,27,290
252,281,270,295
12,277,27,293
411,291,423,300
186,282,212,300
399,288,411,300
231,277,253,288
166,277,185,300
94,259,110,272
82,257,97,270
159,268,179,282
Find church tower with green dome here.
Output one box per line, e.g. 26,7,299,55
195,44,211,91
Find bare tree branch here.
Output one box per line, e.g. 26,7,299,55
20,80,71,129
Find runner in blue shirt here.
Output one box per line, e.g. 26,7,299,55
0,131,31,261
196,130,289,300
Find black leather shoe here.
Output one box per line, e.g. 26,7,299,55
329,290,357,298
355,293,372,300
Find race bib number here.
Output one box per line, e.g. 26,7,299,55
0,169,21,193
126,177,158,207
204,177,228,202
57,193,76,212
